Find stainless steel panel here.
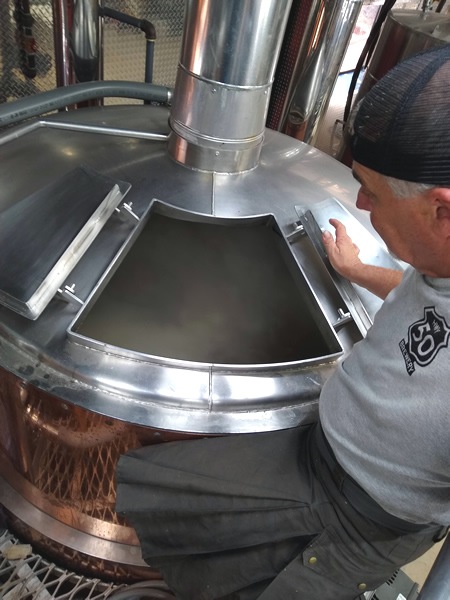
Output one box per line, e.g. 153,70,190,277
0,166,130,319
300,198,402,273
296,208,372,337
0,106,374,436
296,197,404,321
0,106,202,213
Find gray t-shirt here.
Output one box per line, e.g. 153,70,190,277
320,267,450,525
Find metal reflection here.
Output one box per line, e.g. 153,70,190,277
279,0,363,145
72,0,100,83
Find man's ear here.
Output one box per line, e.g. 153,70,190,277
430,188,450,235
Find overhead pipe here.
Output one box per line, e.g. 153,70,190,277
168,0,293,173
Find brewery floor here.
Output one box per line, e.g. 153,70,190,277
403,538,445,589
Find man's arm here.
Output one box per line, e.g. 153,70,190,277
322,218,403,300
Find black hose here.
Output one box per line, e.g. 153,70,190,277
342,0,396,124
0,81,172,128
436,0,447,12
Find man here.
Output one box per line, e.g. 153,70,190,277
116,45,450,599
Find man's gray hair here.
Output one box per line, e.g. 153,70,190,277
383,175,435,199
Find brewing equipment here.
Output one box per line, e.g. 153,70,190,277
268,0,363,145
352,8,450,110
0,0,425,590
338,8,450,164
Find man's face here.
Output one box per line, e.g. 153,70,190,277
352,162,435,273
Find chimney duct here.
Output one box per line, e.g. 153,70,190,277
168,0,293,173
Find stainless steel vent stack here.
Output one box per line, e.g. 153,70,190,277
168,0,293,173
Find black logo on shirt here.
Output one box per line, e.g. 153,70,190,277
399,306,450,375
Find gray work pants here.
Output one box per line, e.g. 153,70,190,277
116,424,444,600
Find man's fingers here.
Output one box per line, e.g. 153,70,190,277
328,218,346,233
329,218,356,246
322,230,334,244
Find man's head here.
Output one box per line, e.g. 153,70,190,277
349,45,450,277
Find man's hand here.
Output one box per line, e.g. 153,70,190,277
321,218,403,300
322,218,363,281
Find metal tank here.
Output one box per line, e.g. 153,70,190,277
267,0,363,145
0,0,398,583
338,8,450,166
353,8,450,107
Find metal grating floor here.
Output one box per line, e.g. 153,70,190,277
0,530,118,600
0,530,176,600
